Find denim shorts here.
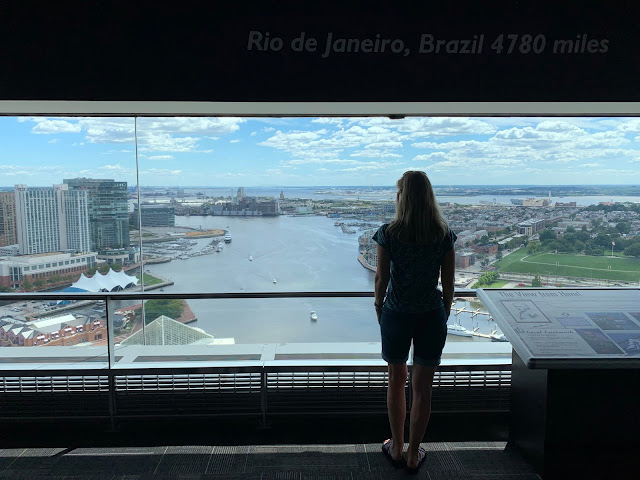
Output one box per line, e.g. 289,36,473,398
380,305,448,367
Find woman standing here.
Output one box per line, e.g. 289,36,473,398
373,171,456,474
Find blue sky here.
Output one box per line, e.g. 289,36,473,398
1,116,640,187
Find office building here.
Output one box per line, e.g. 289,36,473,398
0,192,17,247
0,251,97,289
14,184,90,255
132,203,175,227
64,178,130,249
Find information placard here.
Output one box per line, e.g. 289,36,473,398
477,289,640,368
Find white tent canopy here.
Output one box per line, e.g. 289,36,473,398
71,270,139,292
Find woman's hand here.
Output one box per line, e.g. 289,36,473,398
376,305,382,324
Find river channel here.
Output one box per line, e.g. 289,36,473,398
143,215,496,344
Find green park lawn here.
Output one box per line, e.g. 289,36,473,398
496,248,640,282
136,273,164,286
472,279,510,288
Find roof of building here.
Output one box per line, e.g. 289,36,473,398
71,269,138,292
119,315,223,346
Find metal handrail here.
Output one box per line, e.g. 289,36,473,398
0,288,480,373
0,288,478,301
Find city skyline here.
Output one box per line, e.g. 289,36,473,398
1,116,640,186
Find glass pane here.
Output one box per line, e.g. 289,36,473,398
0,296,108,368
0,116,136,368
111,295,508,367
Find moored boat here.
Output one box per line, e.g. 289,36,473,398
447,323,473,337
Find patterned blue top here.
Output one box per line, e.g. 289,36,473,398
373,224,457,313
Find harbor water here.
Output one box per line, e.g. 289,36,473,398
144,215,496,344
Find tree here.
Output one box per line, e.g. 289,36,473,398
33,279,45,288
98,264,111,274
539,229,556,242
531,274,543,287
624,243,640,258
47,274,62,284
87,267,97,276
142,299,185,323
112,263,123,272
496,251,503,260
0,286,12,293
616,222,631,234
472,271,500,288
21,279,32,291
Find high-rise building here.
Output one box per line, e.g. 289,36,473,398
57,185,91,253
132,203,175,227
63,178,130,249
14,184,91,255
0,192,17,247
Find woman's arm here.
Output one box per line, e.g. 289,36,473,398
441,248,455,318
374,244,390,323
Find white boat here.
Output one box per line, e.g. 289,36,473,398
447,323,473,337
248,255,253,261
273,278,277,284
490,333,508,342
310,310,318,321
224,234,232,243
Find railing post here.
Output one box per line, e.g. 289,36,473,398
106,295,118,431
259,370,269,429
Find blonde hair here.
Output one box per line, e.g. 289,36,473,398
386,171,448,243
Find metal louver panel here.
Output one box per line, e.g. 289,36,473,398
115,373,263,417
0,376,110,418
265,369,511,415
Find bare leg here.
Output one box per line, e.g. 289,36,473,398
407,364,436,468
386,362,408,460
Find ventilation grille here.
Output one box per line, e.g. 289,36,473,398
115,373,263,416
432,370,511,412
0,376,110,393
0,376,110,418
0,368,511,419
266,370,511,414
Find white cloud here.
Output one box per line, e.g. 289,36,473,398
413,152,450,162
351,117,496,137
311,118,343,125
48,139,58,144
230,139,240,143
144,168,182,175
146,155,174,160
250,131,257,136
350,150,402,158
32,119,81,135
580,163,601,168
99,164,126,171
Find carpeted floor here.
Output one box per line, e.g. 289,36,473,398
0,441,540,479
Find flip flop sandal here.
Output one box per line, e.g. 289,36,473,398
406,446,427,475
381,439,405,468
